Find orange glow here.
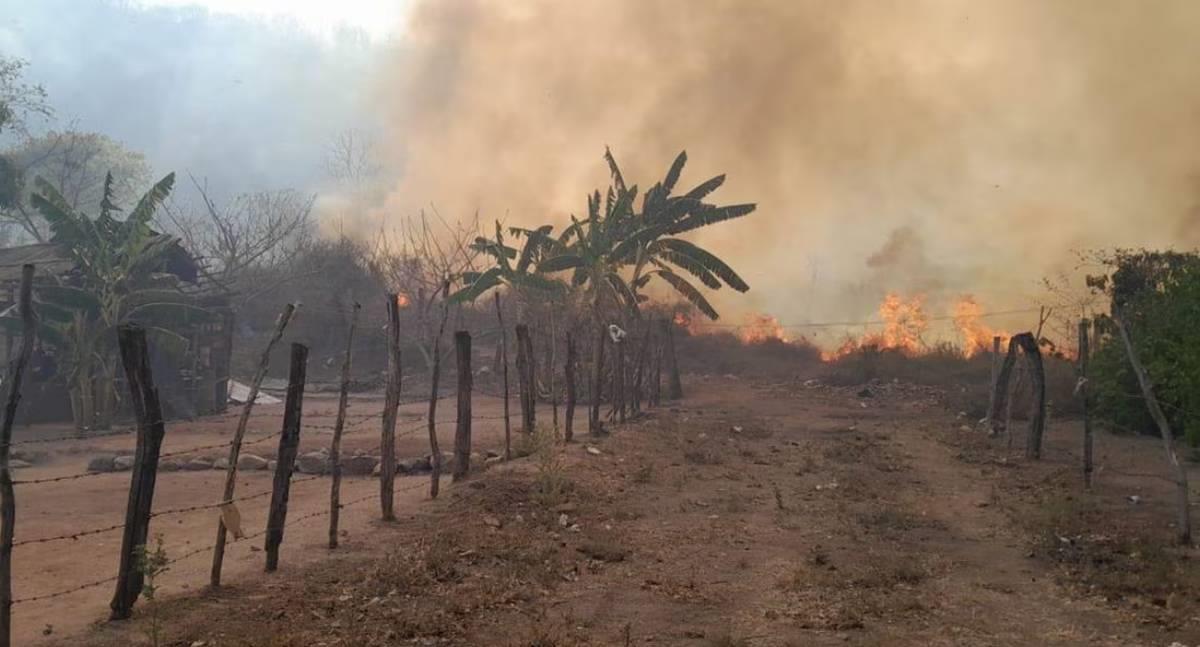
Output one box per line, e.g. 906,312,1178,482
738,312,790,344
820,292,929,361
396,293,411,308
953,295,1007,357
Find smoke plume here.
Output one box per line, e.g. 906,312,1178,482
370,0,1200,340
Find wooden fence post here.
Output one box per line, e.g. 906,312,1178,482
211,303,296,587
380,295,402,521
0,265,34,645
631,322,648,415
614,335,626,423
1114,313,1191,544
495,292,511,459
329,303,359,549
454,331,472,480
650,321,662,408
989,336,1020,436
427,285,451,499
986,336,1001,434
550,315,559,431
565,333,577,442
265,343,308,572
589,325,606,436
663,319,682,400
109,324,168,620
1078,319,1093,489
515,324,536,433
989,332,1046,459
1020,334,1047,460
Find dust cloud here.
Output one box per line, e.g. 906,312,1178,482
364,0,1200,339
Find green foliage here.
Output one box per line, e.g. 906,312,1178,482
450,149,754,322
134,534,169,647
0,171,211,429
1087,250,1200,445
0,57,51,136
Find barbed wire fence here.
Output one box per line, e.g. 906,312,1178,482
0,273,673,645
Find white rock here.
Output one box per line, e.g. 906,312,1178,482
113,455,136,470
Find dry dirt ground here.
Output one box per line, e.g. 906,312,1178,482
34,374,1200,646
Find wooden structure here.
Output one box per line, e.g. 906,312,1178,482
0,239,234,423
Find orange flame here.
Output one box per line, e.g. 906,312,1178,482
953,295,1007,357
820,292,929,361
738,312,790,344
396,293,411,308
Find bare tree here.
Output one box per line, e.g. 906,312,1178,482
324,129,381,188
366,209,481,369
1,128,149,242
160,176,315,301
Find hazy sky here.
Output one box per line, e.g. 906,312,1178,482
135,0,408,40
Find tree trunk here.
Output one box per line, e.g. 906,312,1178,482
515,324,535,433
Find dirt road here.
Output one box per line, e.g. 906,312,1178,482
50,376,1200,645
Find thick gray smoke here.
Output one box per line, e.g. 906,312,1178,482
371,0,1200,339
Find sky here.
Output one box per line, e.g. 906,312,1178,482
135,0,408,41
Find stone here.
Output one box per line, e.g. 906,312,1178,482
183,457,212,471
113,455,136,471
340,454,378,476
296,451,330,475
87,456,117,473
159,460,182,472
212,457,230,470
237,454,269,470
399,456,431,473
585,445,602,456
482,514,502,529
267,460,278,473
8,459,30,469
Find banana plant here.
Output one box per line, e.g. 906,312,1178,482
539,148,755,320
0,172,214,430
448,220,565,304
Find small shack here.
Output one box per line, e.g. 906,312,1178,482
0,238,234,424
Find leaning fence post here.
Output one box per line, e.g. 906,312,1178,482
211,303,296,587
380,295,402,521
663,319,682,400
1114,312,1191,544
565,332,577,442
109,324,168,620
329,303,359,549
0,265,34,645
495,292,511,460
265,343,307,572
1078,319,1093,489
454,331,472,480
